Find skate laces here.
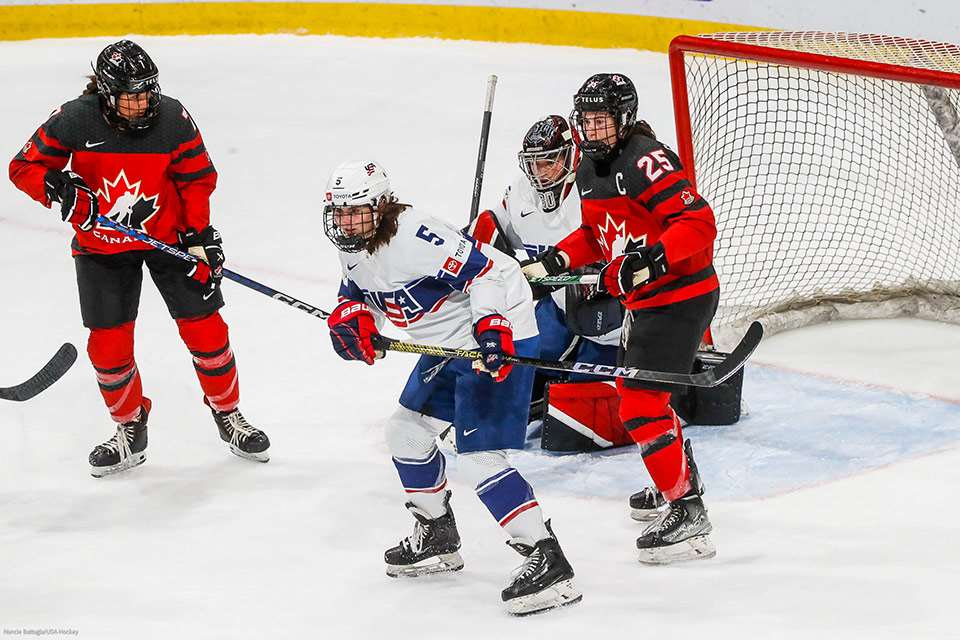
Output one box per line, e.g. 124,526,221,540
223,410,256,445
403,520,430,554
651,502,686,533
510,546,545,583
103,422,136,460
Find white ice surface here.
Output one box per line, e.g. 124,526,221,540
0,35,958,638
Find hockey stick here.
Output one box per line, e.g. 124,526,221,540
96,216,331,320
99,217,761,386
372,322,762,388
469,74,498,222
527,274,599,286
0,343,77,401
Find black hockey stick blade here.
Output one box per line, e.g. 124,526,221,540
689,321,763,386
0,343,78,402
373,321,762,388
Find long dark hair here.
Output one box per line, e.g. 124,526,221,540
630,119,657,141
83,74,98,97
365,198,411,254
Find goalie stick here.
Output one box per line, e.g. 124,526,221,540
99,216,761,386
0,343,77,402
469,74,498,223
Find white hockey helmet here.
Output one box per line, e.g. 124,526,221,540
323,160,392,252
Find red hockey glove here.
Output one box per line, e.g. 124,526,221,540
44,170,99,231
597,243,668,298
179,226,225,300
472,314,515,382
328,300,380,365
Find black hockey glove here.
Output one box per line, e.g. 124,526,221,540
178,226,225,300
519,247,567,300
44,170,99,231
597,243,668,298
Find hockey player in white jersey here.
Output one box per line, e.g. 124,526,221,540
475,116,667,518
472,115,621,373
321,160,581,616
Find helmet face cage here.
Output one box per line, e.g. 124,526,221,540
322,161,391,253
571,73,638,161
94,40,162,131
517,115,579,212
518,145,574,191
323,202,379,253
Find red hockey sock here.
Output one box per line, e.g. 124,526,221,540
176,312,239,412
87,322,144,424
618,383,691,501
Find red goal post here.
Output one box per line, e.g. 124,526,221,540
669,32,960,348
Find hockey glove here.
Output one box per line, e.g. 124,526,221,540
472,314,515,382
178,226,225,300
597,243,668,298
520,247,568,300
328,300,380,365
44,170,99,231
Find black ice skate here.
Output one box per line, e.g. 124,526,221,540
89,398,151,478
636,440,714,564
636,493,716,564
385,491,464,578
208,403,270,463
629,487,666,522
502,520,582,616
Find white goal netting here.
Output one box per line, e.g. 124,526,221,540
675,32,960,347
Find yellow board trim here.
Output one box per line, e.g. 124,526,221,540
0,3,767,49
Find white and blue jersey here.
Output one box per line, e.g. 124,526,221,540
490,174,619,364
338,207,538,348
337,208,539,453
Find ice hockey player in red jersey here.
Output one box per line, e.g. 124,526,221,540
8,40,269,476
522,73,719,563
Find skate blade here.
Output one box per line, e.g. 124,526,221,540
637,534,717,565
505,578,583,617
630,507,664,523
90,452,146,478
229,444,269,463
386,552,464,578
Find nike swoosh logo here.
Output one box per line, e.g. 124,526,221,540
346,263,358,271
581,188,593,196
519,210,536,218
84,140,106,148
463,428,478,436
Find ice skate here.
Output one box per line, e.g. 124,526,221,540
385,491,464,578
629,486,666,522
502,520,582,616
209,403,270,462
636,493,716,564
89,398,151,478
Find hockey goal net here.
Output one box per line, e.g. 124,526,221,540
670,32,960,348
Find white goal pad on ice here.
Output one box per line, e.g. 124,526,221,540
669,32,960,349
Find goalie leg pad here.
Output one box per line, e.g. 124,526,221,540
540,380,630,452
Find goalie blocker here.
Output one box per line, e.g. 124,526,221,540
540,350,744,453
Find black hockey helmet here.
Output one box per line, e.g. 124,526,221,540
517,115,580,213
571,73,638,161
94,40,161,131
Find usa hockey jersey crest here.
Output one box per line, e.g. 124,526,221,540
337,208,538,349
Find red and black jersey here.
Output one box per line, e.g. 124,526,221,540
9,93,217,256
556,134,718,309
